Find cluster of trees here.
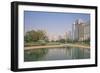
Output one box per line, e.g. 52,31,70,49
24,29,90,45
82,38,90,45
24,30,48,43
55,39,66,43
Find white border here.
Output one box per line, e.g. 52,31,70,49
18,5,95,68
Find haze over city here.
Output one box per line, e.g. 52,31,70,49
24,11,90,41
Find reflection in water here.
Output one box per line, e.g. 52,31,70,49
24,48,48,61
24,47,90,62
65,47,90,59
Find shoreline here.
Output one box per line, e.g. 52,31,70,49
24,44,90,50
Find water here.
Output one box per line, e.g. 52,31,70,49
24,47,90,62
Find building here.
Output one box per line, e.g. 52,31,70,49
72,19,90,41
84,23,90,40
67,31,72,40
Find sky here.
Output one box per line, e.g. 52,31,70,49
24,11,90,40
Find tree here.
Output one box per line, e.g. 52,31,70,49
58,39,66,43
24,30,48,43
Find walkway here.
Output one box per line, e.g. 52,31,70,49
24,44,90,50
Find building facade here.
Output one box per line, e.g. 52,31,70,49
72,19,90,41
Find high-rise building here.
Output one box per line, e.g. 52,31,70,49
72,19,90,41
67,31,72,40
84,23,90,40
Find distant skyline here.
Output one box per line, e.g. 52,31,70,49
24,11,90,40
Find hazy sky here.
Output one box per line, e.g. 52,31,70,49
24,11,90,40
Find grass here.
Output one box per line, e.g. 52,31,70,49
24,41,90,48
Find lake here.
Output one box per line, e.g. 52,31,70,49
24,47,90,62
